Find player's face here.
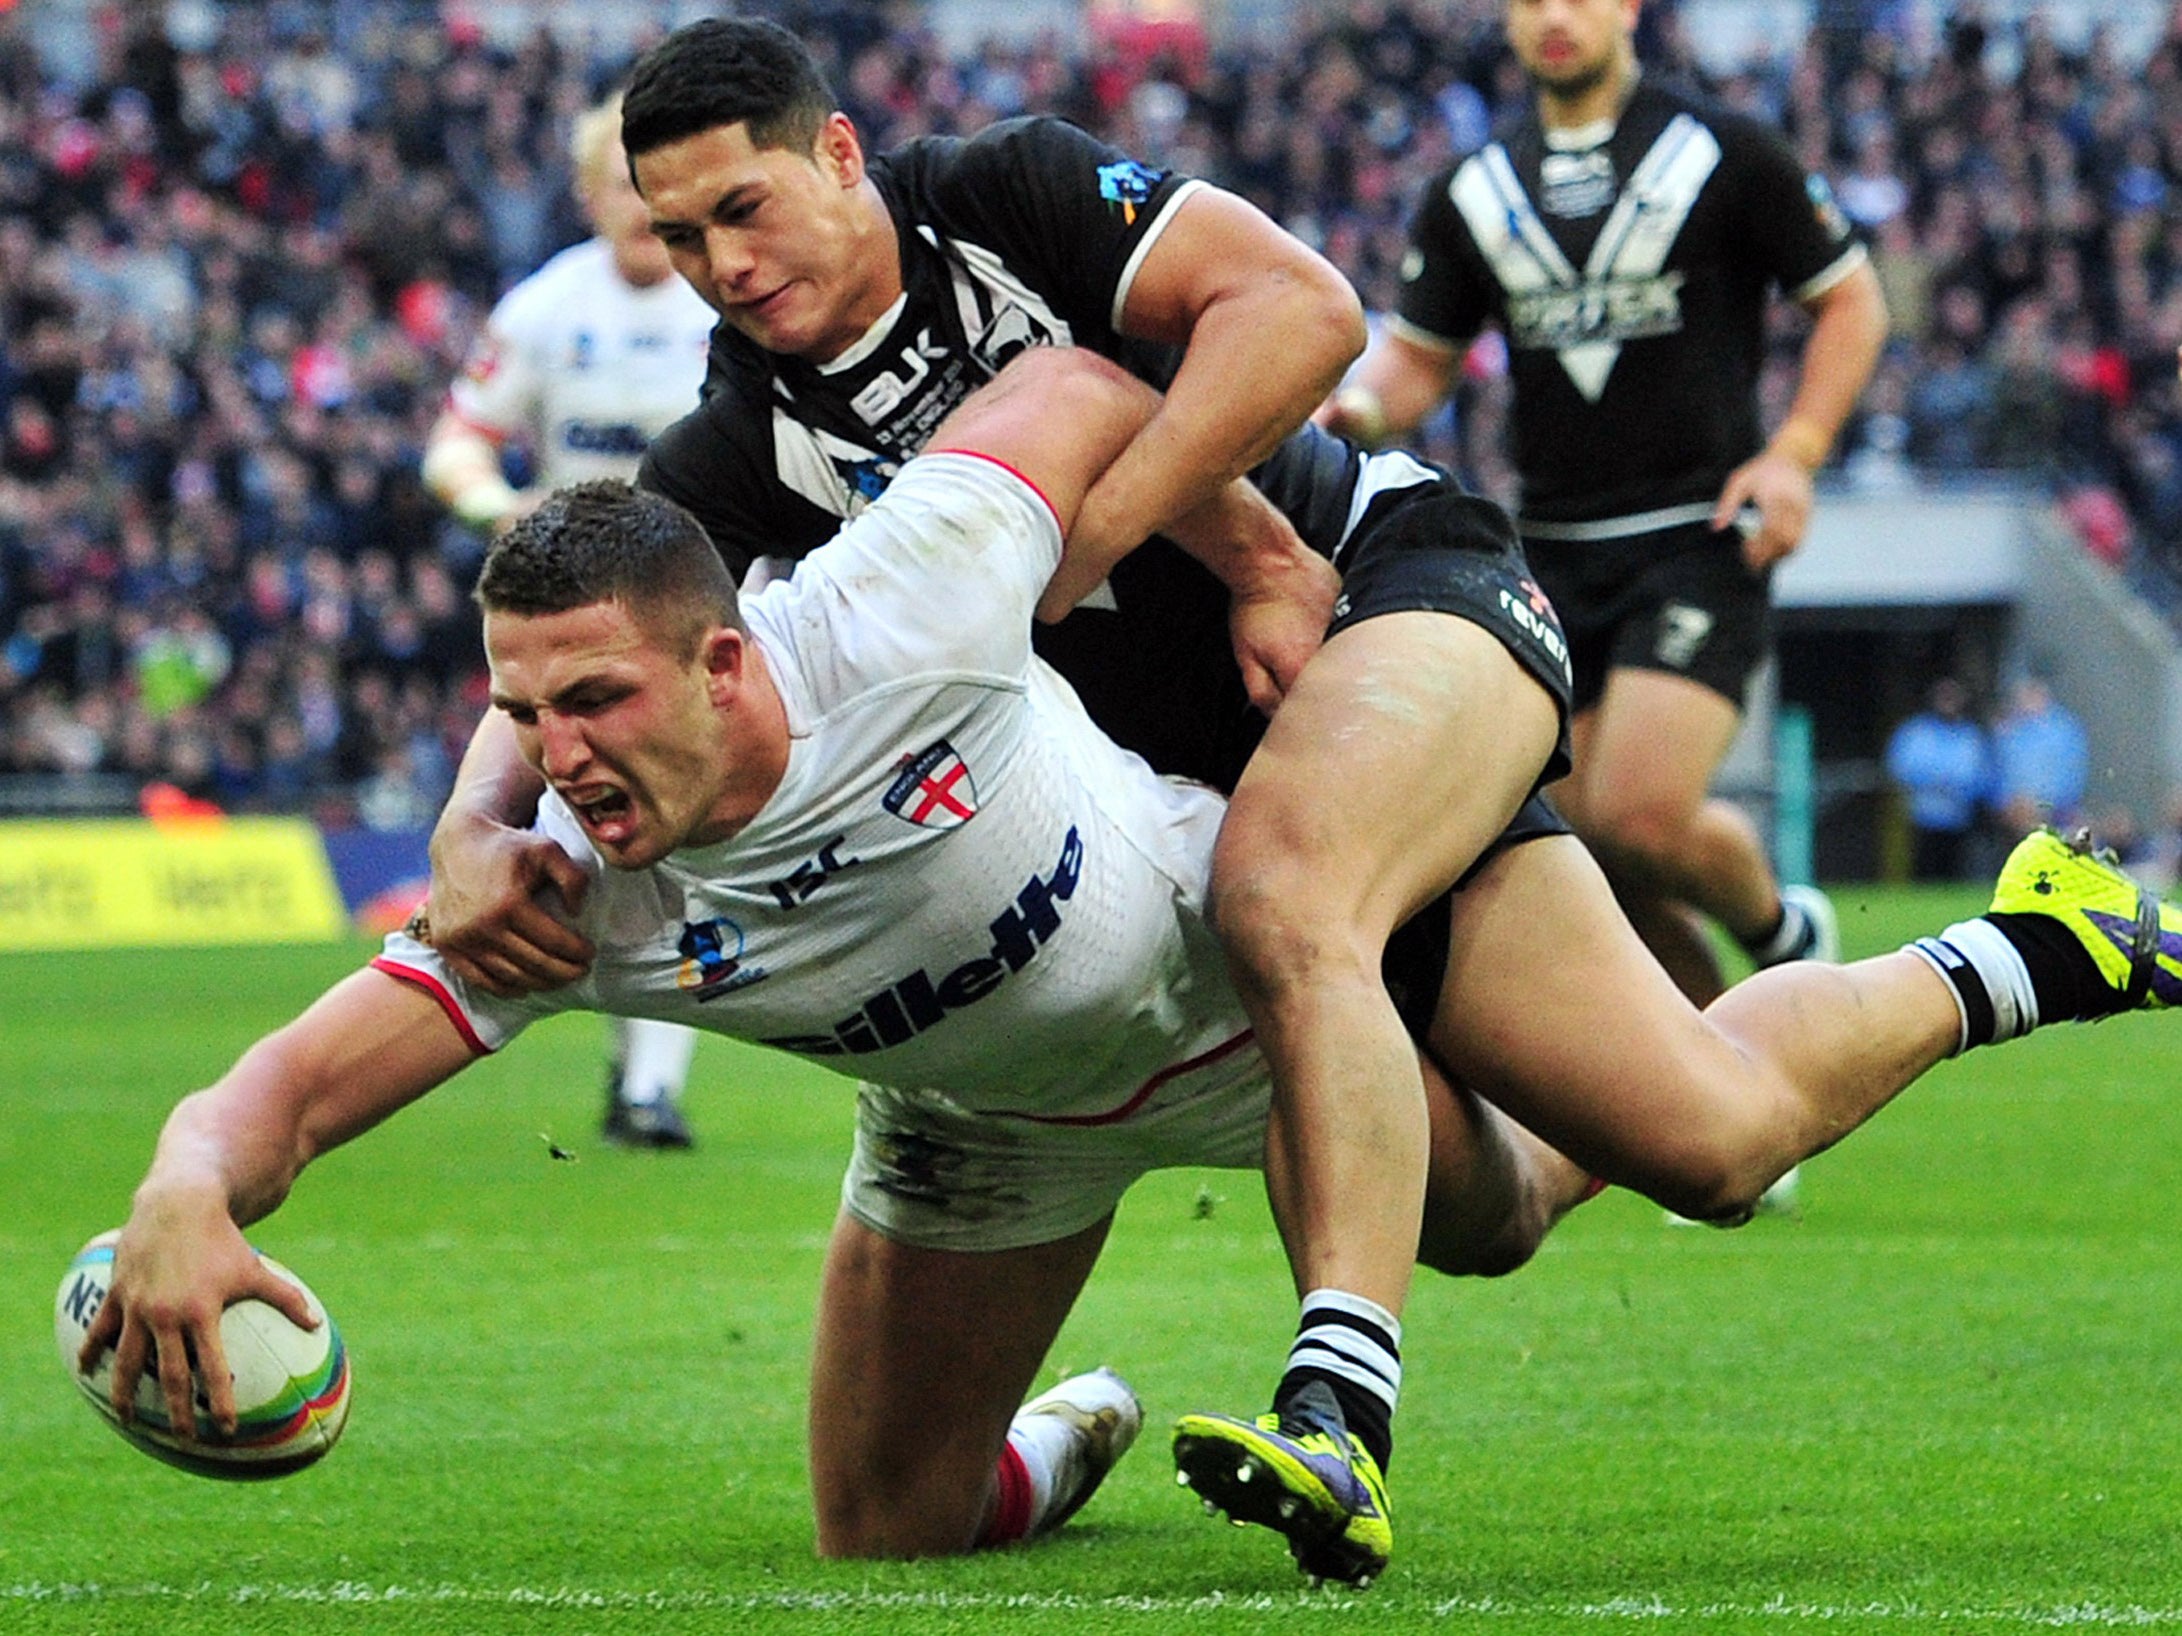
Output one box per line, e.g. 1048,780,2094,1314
1506,0,1637,97
486,599,744,870
636,114,895,363
582,142,675,289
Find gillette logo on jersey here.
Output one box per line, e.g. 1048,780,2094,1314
764,827,1084,1057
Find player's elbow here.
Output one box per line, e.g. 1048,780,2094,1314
1292,260,1368,379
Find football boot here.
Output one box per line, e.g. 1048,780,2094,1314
1017,1367,1143,1537
1989,827,2182,1013
1172,1409,1392,1587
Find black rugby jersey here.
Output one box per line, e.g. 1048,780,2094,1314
1392,78,1863,532
640,115,1363,791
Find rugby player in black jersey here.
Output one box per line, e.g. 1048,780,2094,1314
1322,0,1888,1023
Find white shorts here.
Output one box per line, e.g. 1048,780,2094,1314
841,1032,1271,1252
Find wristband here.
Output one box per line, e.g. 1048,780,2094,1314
1767,417,1832,473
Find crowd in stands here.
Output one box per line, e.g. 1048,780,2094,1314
4,0,2182,826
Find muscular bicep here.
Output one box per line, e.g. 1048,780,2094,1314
1116,186,1357,347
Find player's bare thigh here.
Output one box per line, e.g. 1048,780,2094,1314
1216,611,1560,942
1422,833,1800,1218
807,1211,1109,1557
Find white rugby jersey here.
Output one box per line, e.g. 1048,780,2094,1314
445,238,717,487
378,453,1254,1122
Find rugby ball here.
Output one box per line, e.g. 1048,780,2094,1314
54,1230,350,1479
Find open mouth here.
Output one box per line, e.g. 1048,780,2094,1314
567,787,635,842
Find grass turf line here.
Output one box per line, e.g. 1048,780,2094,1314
8,886,2182,1632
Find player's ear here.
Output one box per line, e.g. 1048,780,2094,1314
702,627,747,701
816,113,864,188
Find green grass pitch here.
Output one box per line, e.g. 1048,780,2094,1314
8,885,2182,1634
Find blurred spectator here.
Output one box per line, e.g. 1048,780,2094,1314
6,0,2182,825
1884,676,1992,881
1991,672,2091,836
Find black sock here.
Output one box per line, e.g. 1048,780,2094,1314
1986,911,2126,1020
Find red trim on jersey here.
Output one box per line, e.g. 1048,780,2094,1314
993,1028,1255,1128
925,447,1063,534
436,403,513,444
370,957,494,1057
978,1438,1036,1548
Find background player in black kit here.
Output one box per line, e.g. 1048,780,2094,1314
422,17,1591,1584
1321,0,1889,1027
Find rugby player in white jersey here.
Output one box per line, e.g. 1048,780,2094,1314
423,93,720,1149
85,349,2182,1582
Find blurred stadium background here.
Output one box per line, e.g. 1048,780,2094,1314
4,0,2182,948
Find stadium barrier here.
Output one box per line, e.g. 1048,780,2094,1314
0,819,431,952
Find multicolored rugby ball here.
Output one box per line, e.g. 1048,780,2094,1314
54,1230,350,1479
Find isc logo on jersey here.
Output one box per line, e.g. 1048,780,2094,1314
764,827,1083,1057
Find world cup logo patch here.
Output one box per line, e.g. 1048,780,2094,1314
677,917,765,1000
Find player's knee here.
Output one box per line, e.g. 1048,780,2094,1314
1644,1141,1775,1225
812,1479,981,1560
1579,795,1695,876
1207,867,1374,1004
1416,1201,1549,1279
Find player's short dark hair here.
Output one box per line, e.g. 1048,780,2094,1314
475,480,742,656
621,17,834,161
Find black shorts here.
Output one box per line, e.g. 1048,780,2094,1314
1333,477,1576,784
1380,793,1571,1038
1523,521,1772,715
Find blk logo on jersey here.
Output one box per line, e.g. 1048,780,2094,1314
763,826,1084,1057
850,328,957,422
677,917,767,1000
884,741,980,829
1096,159,1163,225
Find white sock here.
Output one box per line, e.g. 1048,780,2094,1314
614,1017,697,1107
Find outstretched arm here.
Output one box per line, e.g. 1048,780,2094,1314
81,970,477,1440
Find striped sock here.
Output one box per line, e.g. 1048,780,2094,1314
1907,917,2038,1051
1273,1288,1402,1472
